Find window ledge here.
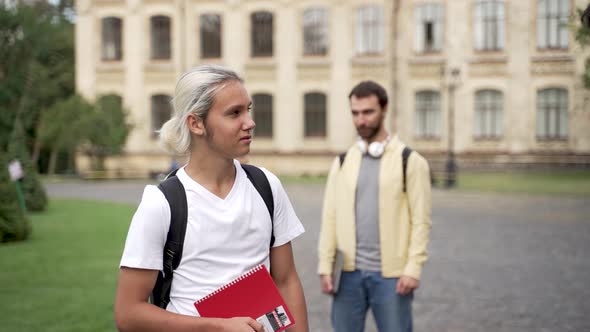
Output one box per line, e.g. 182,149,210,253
473,49,505,55
303,137,328,142
351,56,387,65
245,59,277,68
473,137,503,142
468,55,508,64
297,58,331,66
408,56,445,65
412,50,443,57
535,137,569,142
144,62,175,72
535,47,570,54
414,136,441,142
199,57,224,63
97,61,125,72
531,54,574,63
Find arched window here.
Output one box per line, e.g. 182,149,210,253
304,92,327,137
303,8,329,56
474,90,503,138
151,94,172,137
415,91,441,138
200,14,222,58
252,94,273,138
251,11,273,57
536,88,568,139
101,17,123,61
151,15,171,60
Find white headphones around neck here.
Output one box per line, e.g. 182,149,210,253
357,136,391,158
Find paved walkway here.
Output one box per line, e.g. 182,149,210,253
46,180,590,332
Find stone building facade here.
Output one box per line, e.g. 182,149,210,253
75,0,590,177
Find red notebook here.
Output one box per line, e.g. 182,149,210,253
194,264,295,332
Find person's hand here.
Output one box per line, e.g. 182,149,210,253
320,274,334,294
396,275,419,296
217,317,265,332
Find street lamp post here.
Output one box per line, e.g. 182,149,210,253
582,3,590,28
445,68,460,188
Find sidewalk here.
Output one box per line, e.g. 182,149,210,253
46,180,590,332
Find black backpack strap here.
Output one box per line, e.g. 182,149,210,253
151,170,187,309
151,165,276,307
338,153,347,167
402,147,413,193
241,164,275,247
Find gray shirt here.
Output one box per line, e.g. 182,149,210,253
355,154,382,271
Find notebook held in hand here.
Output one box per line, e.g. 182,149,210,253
194,264,295,332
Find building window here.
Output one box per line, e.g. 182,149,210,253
537,88,568,139
304,92,327,137
151,15,171,60
474,0,505,51
537,0,570,49
355,5,384,55
101,17,122,61
200,14,221,58
199,14,221,59
415,91,441,138
303,8,329,56
251,11,273,57
474,90,503,139
151,94,172,137
414,4,444,53
252,94,273,138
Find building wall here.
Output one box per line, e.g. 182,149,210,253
75,0,590,177
396,0,590,168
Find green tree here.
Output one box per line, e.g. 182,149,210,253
38,94,131,175
0,2,74,158
82,95,132,171
576,6,590,89
38,94,94,175
7,119,48,211
0,150,32,243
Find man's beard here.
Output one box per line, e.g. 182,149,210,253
357,124,380,141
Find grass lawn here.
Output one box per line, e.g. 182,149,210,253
0,199,134,332
455,169,590,195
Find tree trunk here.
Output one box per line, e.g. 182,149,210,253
68,147,76,174
31,138,41,166
96,155,105,171
31,118,43,165
48,146,58,175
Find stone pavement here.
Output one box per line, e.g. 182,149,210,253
46,180,590,332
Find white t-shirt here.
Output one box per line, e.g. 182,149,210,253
119,160,305,315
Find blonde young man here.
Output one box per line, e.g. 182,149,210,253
115,65,309,332
318,81,432,332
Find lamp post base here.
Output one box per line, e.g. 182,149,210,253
445,156,457,188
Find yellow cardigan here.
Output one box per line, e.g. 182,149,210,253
317,136,432,280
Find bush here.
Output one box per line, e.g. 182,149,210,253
0,153,32,243
7,120,48,211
